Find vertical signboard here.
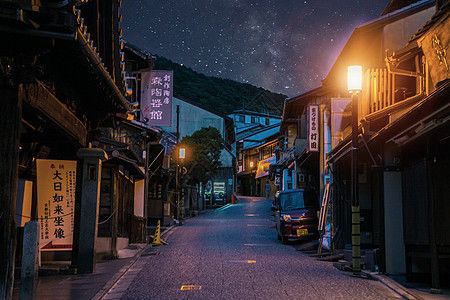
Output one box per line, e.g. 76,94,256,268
307,105,319,152
37,159,76,250
141,70,173,126
274,174,281,186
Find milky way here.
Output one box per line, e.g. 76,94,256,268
121,0,388,97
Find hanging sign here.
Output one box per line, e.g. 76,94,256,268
36,159,76,251
274,174,281,186
141,70,173,126
307,105,319,152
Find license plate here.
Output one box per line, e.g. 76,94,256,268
297,228,308,236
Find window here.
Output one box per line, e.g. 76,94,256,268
280,190,318,210
251,116,256,123
238,115,245,122
262,145,273,160
203,118,219,128
265,118,270,125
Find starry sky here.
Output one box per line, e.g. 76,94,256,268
121,0,389,97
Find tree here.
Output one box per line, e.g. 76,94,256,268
177,127,224,186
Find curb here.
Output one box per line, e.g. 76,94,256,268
362,271,423,300
93,224,178,300
93,244,150,300
161,224,176,238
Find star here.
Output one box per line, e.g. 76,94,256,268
121,0,388,96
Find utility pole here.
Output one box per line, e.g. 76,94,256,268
176,105,180,224
144,135,150,243
348,66,362,275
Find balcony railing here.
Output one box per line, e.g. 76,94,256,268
361,67,424,118
363,68,391,115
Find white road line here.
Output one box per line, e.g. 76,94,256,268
216,204,232,211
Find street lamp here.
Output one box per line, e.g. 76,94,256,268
179,147,185,160
348,65,362,275
178,147,186,225
249,161,254,196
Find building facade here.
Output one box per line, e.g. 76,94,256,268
274,0,449,289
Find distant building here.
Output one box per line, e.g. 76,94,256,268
158,96,236,210
229,110,283,197
236,124,282,197
228,109,282,130
158,96,235,167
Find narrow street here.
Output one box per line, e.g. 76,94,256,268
105,197,401,300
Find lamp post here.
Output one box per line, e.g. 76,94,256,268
175,105,180,225
249,161,254,196
175,153,179,224
348,65,362,275
179,147,185,225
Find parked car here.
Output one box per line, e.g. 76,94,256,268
274,189,319,244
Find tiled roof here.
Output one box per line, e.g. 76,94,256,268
408,1,450,44
382,0,425,15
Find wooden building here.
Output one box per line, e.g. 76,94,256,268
276,0,449,290
0,0,156,297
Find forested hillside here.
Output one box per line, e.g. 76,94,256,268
153,55,287,116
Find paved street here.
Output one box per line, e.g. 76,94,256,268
105,196,402,300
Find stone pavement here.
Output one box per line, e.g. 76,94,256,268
11,226,175,300
361,271,450,300
12,245,149,300
11,216,450,300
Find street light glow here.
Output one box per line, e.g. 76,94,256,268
250,161,254,168
348,65,362,92
179,147,185,159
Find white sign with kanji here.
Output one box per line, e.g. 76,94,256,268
141,70,173,126
307,105,319,152
37,159,76,251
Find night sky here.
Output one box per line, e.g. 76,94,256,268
121,0,389,97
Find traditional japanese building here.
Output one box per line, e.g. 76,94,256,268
322,0,448,289
276,0,449,290
0,0,149,296
95,118,163,258
236,123,282,196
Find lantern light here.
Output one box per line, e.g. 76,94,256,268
348,66,362,92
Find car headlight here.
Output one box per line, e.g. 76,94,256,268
283,214,292,222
